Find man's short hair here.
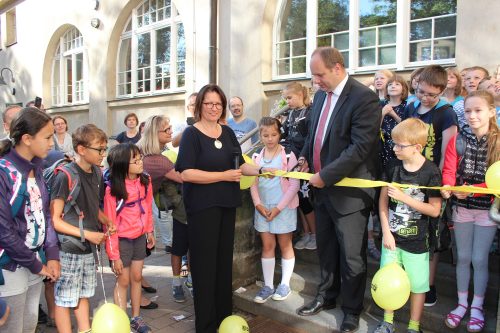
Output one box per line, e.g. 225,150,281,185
72,124,108,152
391,118,428,147
467,66,490,79
230,96,243,106
311,47,345,69
2,105,21,123
418,65,448,91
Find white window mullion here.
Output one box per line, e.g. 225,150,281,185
349,0,359,72
171,21,178,89
71,53,77,103
131,8,139,95
395,0,407,70
150,30,157,92
305,0,318,78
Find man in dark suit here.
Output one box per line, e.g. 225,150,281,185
296,47,381,332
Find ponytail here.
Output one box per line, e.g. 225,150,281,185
487,117,500,166
0,138,13,157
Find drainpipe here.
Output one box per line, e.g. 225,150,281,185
209,0,218,84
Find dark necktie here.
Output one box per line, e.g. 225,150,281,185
313,91,333,172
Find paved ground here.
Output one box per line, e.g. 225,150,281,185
36,247,306,333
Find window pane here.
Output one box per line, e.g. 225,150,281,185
359,29,376,47
318,0,349,34
177,75,185,88
281,0,306,40
379,46,395,65
410,20,432,41
156,27,171,64
137,33,151,68
409,40,431,62
277,42,290,59
277,59,290,76
335,33,349,50
291,39,306,57
177,23,185,62
119,38,131,72
317,35,331,47
359,49,375,67
359,0,396,28
434,15,456,38
75,53,83,81
292,57,306,74
433,38,455,59
379,25,396,44
66,57,72,103
411,0,457,20
341,51,349,68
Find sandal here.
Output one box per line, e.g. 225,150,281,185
445,304,467,329
180,264,189,278
467,306,485,332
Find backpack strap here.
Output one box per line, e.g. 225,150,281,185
55,164,86,245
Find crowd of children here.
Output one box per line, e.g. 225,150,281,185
0,61,498,333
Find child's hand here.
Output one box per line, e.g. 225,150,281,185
382,232,396,251
266,207,281,222
146,233,156,249
387,184,407,202
85,231,106,245
382,104,393,117
440,185,452,199
112,259,124,275
453,191,470,200
47,260,61,281
224,169,242,182
106,223,117,236
261,167,278,179
38,265,56,282
256,204,269,218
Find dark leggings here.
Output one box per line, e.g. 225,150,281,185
188,207,236,333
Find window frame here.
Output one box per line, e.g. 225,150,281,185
116,0,185,98
51,27,88,106
273,0,456,79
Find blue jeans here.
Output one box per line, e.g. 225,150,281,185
152,201,172,246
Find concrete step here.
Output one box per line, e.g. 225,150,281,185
235,279,498,333
293,251,499,308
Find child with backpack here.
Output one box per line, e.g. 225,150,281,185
442,90,499,332
104,143,155,333
251,117,300,303
50,124,114,333
0,107,60,333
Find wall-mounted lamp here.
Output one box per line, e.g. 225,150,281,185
0,67,15,86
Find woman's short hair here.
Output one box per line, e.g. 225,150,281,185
52,115,68,131
124,113,139,126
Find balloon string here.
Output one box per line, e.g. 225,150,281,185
95,244,108,304
105,234,125,307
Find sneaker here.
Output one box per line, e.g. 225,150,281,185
373,321,395,333
253,285,274,303
272,284,291,301
294,234,310,250
184,278,194,298
305,234,317,250
368,243,381,260
130,316,152,333
424,285,437,307
406,329,423,333
172,285,186,303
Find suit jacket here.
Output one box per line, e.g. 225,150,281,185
301,76,381,215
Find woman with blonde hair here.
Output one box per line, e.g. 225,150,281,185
443,68,464,106
374,69,394,101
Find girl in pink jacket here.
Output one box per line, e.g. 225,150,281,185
250,117,300,304
104,143,155,333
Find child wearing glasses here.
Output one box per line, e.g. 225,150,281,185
104,143,155,333
374,118,442,333
50,124,115,333
403,65,458,308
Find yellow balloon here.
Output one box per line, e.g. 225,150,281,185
219,315,250,333
91,303,130,333
240,176,256,190
371,263,411,311
486,160,500,190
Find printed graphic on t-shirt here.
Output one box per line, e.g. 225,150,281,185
24,178,45,250
423,123,436,162
389,187,425,238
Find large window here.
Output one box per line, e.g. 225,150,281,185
52,27,87,106
117,0,185,97
273,0,457,78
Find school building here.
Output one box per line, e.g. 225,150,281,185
0,0,498,136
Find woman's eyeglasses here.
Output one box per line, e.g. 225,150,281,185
158,126,172,133
203,102,223,110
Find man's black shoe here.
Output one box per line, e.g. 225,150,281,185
340,313,359,333
37,304,48,325
297,296,335,316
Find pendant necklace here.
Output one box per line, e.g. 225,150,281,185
262,146,280,163
201,122,222,149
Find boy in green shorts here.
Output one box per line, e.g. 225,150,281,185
374,118,442,333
